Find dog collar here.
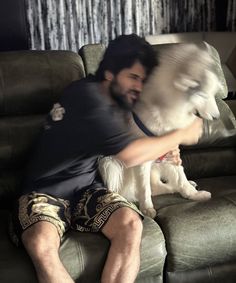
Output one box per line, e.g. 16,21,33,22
132,112,155,137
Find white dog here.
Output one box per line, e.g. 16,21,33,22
99,43,222,218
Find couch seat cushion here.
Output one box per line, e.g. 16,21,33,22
60,216,166,282
153,176,236,273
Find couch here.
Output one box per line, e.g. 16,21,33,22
0,38,236,283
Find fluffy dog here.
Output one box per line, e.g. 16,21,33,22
99,43,222,218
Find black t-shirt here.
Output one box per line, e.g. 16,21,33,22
23,78,135,199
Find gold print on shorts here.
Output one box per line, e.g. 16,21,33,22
19,192,70,237
18,194,31,229
96,192,127,211
75,190,92,219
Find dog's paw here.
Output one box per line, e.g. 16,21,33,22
191,190,211,201
189,180,197,187
141,207,157,218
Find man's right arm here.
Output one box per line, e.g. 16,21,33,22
115,117,203,168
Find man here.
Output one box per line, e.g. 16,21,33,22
13,34,202,283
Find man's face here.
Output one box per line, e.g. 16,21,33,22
109,61,146,110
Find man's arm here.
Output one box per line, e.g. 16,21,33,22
116,117,203,168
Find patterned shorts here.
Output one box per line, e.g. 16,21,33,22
11,187,142,245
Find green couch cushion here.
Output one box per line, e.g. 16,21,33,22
0,51,85,115
0,115,45,168
153,187,236,272
79,43,105,76
181,98,236,179
60,216,166,281
0,115,46,204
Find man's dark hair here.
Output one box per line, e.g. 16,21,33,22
95,34,158,81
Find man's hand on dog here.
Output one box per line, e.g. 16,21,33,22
179,117,203,145
156,146,182,165
166,147,182,165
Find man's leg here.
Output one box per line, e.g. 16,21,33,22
21,221,74,283
101,207,143,283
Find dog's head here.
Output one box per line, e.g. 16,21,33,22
142,43,221,121
171,44,221,120
186,69,221,120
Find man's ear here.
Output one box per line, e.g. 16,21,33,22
104,70,114,81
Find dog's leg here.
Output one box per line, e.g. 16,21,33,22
136,162,156,218
188,180,197,187
177,166,211,201
98,156,124,193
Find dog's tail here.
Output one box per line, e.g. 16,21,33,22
98,156,124,192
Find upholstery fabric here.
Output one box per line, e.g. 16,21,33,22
153,176,236,283
181,97,236,179
0,115,45,168
154,193,236,271
166,262,236,283
227,46,236,83
79,43,105,75
0,51,85,115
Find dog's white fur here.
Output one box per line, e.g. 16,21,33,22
99,43,222,218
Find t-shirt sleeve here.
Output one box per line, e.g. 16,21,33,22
83,107,136,156
61,81,137,156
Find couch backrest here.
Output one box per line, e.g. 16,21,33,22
79,43,105,76
0,50,85,204
0,51,85,115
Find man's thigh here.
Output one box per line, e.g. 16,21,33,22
71,187,143,233
10,192,71,246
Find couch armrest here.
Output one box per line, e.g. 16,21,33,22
191,98,236,149
205,43,228,99
181,99,236,179
227,46,236,86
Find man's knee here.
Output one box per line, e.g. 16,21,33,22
102,207,143,241
22,221,60,257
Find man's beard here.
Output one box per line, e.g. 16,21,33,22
109,80,138,111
